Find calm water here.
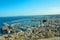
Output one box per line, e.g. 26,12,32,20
0,16,43,27
0,15,59,35
0,15,52,27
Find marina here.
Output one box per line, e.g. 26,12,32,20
0,15,60,40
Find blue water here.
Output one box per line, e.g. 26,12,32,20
0,15,59,35
0,16,41,27
0,15,51,27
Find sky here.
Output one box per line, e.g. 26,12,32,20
0,0,60,17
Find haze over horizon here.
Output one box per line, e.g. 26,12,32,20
0,0,60,17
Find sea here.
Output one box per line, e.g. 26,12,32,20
0,15,60,35
0,15,60,28
0,15,58,27
0,16,43,27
